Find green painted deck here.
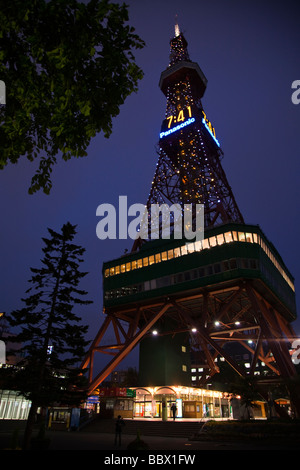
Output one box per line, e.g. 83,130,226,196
102,223,296,322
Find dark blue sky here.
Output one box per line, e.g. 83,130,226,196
1,0,300,373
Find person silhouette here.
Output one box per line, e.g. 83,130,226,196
171,403,177,421
114,415,125,446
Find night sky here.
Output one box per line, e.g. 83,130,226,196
1,0,300,374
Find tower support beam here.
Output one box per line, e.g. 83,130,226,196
245,284,297,378
87,303,171,394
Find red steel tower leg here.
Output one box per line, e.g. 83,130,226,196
82,303,171,394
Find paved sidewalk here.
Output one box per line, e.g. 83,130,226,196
0,419,299,451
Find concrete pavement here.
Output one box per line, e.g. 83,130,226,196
0,418,299,451
44,429,299,451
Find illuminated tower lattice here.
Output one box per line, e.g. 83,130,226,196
82,25,299,417
133,26,243,249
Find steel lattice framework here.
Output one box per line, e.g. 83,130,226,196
132,27,243,251
82,277,299,414
82,25,299,416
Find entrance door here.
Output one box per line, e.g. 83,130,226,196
135,402,144,417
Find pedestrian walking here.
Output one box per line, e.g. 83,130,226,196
171,403,177,421
114,415,125,447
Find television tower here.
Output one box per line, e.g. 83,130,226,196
82,24,299,417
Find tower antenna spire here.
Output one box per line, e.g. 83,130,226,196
175,14,180,37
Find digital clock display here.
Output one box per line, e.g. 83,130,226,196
160,105,195,139
166,106,193,128
159,106,220,148
201,111,220,147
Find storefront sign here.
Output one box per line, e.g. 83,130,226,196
99,387,136,398
87,395,99,403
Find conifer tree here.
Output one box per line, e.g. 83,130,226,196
6,222,92,449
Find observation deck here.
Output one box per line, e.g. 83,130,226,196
102,223,296,323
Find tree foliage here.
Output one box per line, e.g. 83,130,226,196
5,222,92,447
0,0,145,194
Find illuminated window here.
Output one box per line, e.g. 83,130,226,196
161,251,168,261
238,232,246,242
110,267,115,276
194,240,202,251
181,245,188,256
202,239,209,250
245,233,253,243
217,234,225,245
224,231,233,243
187,242,195,253
182,365,187,372
121,264,126,273
104,269,110,278
143,257,149,267
232,231,238,241
137,259,143,268
173,247,181,257
131,260,137,270
209,236,217,247
155,253,161,263
149,255,155,265
126,262,131,272
167,250,174,259
115,266,120,275
182,346,186,353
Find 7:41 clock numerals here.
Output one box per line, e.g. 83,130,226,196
167,105,192,128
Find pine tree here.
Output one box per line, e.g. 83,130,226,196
6,222,92,449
